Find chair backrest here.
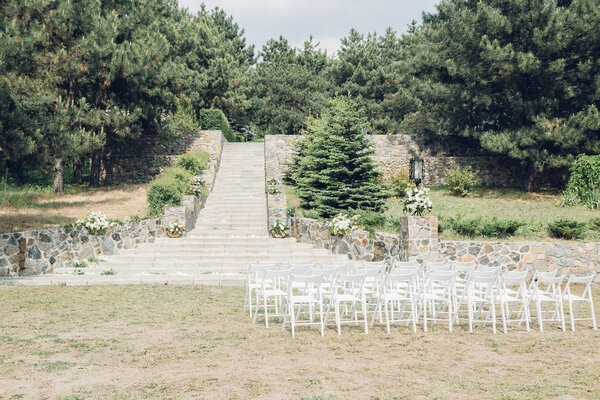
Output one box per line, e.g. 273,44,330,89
290,264,313,275
533,274,564,297
288,273,322,295
336,273,368,296
503,270,528,285
424,263,453,274
391,260,420,274
477,265,502,273
384,271,418,294
453,261,475,273
564,273,596,298
262,269,290,290
362,261,386,269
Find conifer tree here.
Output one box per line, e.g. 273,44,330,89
294,97,388,217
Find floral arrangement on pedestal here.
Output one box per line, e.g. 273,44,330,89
270,220,289,238
166,221,185,238
77,211,110,235
328,213,361,236
403,187,433,216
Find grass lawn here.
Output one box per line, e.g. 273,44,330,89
286,185,600,241
0,285,598,399
0,183,148,233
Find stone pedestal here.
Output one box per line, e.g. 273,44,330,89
400,216,440,264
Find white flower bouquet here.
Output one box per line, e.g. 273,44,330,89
403,187,433,216
328,213,361,236
270,220,289,238
166,220,185,237
77,211,110,235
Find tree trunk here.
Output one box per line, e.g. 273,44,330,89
53,158,65,194
525,162,537,192
102,151,113,186
90,150,101,187
73,156,83,182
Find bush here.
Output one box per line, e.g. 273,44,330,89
386,168,413,198
445,166,481,197
147,166,192,216
565,155,600,205
164,104,198,135
175,151,209,175
480,218,526,238
547,218,586,240
199,109,239,142
444,216,525,238
588,217,600,231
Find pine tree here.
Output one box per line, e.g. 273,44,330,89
294,97,389,217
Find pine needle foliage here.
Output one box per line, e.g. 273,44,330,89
293,97,389,218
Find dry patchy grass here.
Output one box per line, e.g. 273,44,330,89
0,285,599,399
0,184,148,232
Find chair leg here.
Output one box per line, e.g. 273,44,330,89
264,295,269,328
568,299,575,332
335,301,341,335
423,298,428,332
362,298,369,335
500,300,507,334
384,301,391,334
558,300,566,332
536,300,544,332
290,302,296,338
319,299,324,336
411,299,417,333
253,293,261,324
590,293,598,330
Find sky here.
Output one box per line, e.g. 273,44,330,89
178,0,440,55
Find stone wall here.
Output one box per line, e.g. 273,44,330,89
264,136,289,229
264,134,525,187
0,193,206,277
400,216,440,264
290,217,403,262
440,240,600,276
109,130,225,185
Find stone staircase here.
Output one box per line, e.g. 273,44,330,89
9,142,346,286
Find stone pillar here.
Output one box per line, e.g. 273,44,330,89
400,216,440,264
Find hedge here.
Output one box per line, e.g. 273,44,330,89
199,109,239,142
175,151,209,174
565,154,600,204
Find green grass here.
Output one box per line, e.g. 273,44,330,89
285,185,600,241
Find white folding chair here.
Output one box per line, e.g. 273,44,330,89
245,262,280,317
390,260,420,274
253,269,289,328
530,275,566,332
466,273,499,334
282,274,325,338
562,273,597,331
497,271,530,333
372,271,419,333
326,273,369,335
421,271,455,332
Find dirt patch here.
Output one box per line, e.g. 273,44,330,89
0,285,598,399
0,184,147,232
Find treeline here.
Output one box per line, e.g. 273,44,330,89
1,0,600,191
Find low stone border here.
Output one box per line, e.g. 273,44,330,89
441,240,600,276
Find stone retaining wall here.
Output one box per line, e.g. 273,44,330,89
290,217,403,262
0,193,206,277
440,240,600,276
264,134,528,187
109,130,225,185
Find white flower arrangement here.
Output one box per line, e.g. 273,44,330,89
270,220,289,238
166,220,185,236
328,213,361,236
188,176,206,197
77,211,110,235
403,187,433,216
191,176,204,186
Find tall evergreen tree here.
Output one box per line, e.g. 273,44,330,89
402,0,600,190
294,97,389,217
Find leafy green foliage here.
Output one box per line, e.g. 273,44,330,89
386,168,413,198
175,151,210,175
199,109,239,142
564,155,600,208
445,166,481,197
588,217,600,232
292,97,389,217
402,0,600,190
444,217,525,238
147,167,192,216
547,218,587,240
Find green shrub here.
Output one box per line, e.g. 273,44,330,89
147,166,192,216
164,104,198,135
444,216,526,238
547,218,586,240
565,154,600,206
175,151,209,175
354,211,387,232
199,109,239,142
445,166,481,197
588,217,600,231
480,218,526,238
386,168,413,198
